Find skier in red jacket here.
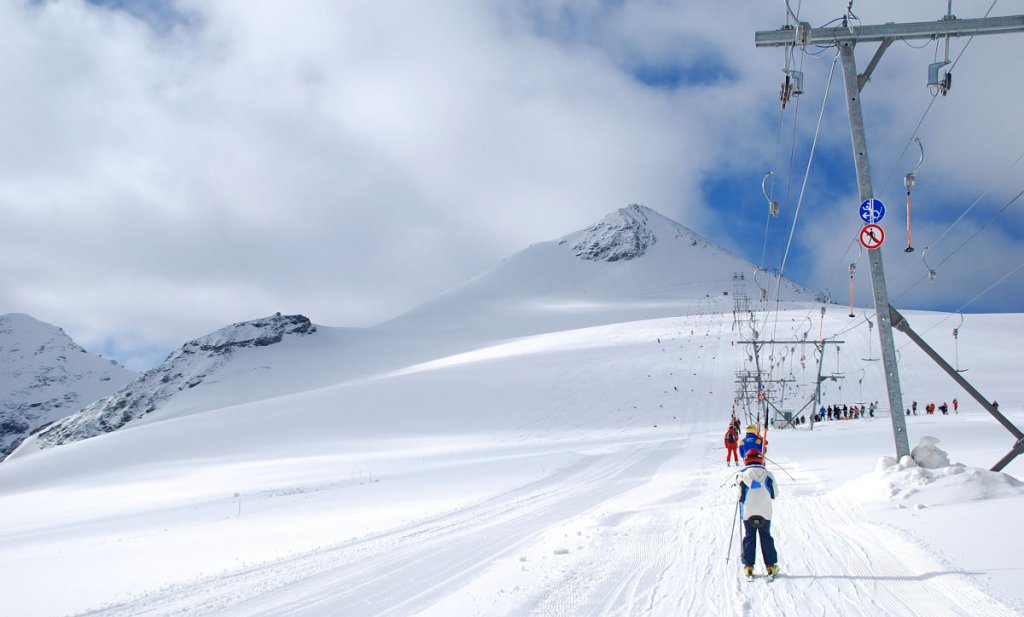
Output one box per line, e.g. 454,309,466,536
725,425,740,466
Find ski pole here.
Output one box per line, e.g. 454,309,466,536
763,454,796,481
725,500,739,562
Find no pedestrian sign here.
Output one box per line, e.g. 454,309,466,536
860,224,885,250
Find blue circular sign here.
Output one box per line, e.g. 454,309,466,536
859,199,886,224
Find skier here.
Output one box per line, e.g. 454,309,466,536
736,448,779,579
939,402,949,415
912,400,918,415
739,425,766,460
953,398,959,414
725,425,740,466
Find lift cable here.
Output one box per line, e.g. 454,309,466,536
894,184,1024,302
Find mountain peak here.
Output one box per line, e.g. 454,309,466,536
563,204,709,263
1,313,136,458
568,204,658,262
20,314,317,453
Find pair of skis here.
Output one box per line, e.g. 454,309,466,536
745,568,779,583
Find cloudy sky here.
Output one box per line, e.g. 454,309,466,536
2,0,1022,370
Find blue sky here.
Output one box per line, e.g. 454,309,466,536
2,0,1022,370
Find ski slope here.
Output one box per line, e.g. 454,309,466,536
1,308,1023,616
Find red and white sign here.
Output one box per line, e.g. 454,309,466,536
859,224,885,250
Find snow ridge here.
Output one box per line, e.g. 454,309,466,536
29,314,316,450
0,314,135,458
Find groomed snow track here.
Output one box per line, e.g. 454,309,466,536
73,431,1021,617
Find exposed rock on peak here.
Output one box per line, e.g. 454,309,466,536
187,313,315,354
25,314,316,452
1,313,136,458
570,204,658,262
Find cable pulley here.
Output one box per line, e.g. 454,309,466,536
779,68,804,110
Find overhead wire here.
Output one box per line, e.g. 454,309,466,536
768,41,842,415
876,0,1001,201
773,50,841,319
822,1,1001,317
926,151,1024,252
915,256,1024,339
893,184,1024,302
820,0,1005,329
780,1,1015,416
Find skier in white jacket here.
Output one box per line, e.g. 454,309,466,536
736,448,779,577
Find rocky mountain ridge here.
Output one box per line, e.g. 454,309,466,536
25,313,316,452
0,314,136,458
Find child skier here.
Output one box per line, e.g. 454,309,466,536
725,425,740,466
738,425,766,460
736,448,779,579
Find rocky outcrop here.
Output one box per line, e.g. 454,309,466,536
571,204,659,262
0,313,135,458
30,314,316,450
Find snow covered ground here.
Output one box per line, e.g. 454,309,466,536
1,304,1022,616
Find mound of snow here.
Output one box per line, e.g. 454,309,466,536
848,437,1024,508
911,435,951,468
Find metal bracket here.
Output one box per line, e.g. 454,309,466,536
890,305,1024,471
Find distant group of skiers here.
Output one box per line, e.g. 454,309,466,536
905,398,959,416
725,417,780,579
817,402,876,421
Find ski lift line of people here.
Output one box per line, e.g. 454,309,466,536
815,402,878,422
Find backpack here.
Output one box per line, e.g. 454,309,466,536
726,430,737,444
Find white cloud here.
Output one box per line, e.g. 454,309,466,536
0,0,1021,369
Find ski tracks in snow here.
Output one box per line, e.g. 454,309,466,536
70,437,687,617
67,430,1021,617
480,432,1022,617
769,491,1020,617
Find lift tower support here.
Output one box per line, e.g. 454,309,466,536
755,12,1024,459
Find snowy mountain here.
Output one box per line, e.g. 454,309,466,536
22,313,316,452
13,206,820,456
386,204,824,337
0,313,136,458
3,206,1022,616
